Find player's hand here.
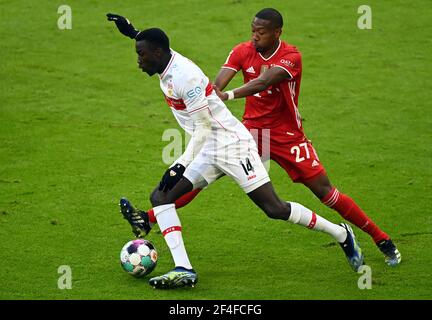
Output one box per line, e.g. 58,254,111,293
212,84,228,101
106,13,140,39
158,163,186,193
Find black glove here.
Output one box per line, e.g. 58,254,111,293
158,163,186,192
106,13,139,39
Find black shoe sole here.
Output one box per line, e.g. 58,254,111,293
149,277,198,289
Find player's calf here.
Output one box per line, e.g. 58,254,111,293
247,182,291,220
262,201,291,220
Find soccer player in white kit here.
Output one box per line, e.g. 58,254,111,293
107,16,364,289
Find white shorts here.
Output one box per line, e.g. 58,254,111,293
183,139,270,193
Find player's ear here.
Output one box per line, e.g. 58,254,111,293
275,27,282,38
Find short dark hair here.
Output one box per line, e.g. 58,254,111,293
135,28,170,52
255,8,283,28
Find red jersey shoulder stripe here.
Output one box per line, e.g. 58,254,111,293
164,94,186,110
164,81,212,111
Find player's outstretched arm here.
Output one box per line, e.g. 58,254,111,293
106,13,140,39
214,68,237,91
214,67,290,101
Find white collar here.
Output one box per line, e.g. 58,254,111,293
160,50,176,79
258,40,281,61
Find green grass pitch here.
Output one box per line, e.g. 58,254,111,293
0,0,431,299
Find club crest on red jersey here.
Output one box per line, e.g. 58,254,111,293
260,65,269,74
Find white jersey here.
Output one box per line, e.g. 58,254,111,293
157,50,270,193
159,50,253,146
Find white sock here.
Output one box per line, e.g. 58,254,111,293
153,204,193,270
287,202,347,243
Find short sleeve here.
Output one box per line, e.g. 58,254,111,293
272,52,302,79
222,44,245,72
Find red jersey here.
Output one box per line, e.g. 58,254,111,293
223,40,305,143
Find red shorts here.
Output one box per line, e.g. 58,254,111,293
247,127,326,183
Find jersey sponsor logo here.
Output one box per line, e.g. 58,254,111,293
280,59,295,67
186,86,202,99
163,82,212,110
246,66,255,74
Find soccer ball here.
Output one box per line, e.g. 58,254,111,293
120,239,158,277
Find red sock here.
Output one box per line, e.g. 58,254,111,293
147,209,156,224
175,188,202,209
147,188,203,224
321,188,389,243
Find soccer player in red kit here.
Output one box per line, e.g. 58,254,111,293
211,8,401,266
